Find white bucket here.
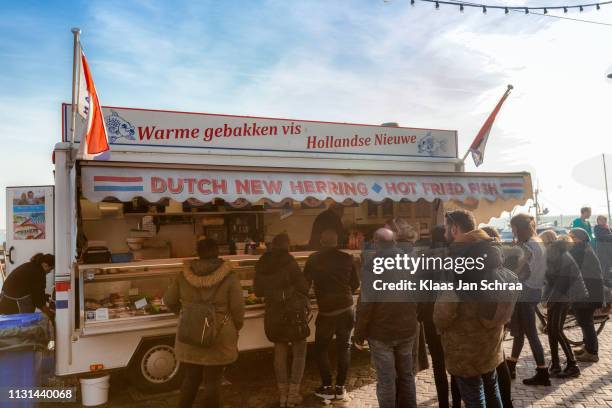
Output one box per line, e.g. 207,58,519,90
80,374,110,406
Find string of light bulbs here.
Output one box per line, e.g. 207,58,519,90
504,7,612,26
414,0,612,14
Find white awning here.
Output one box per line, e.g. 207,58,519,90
81,165,532,207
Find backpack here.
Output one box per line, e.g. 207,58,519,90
177,276,228,348
478,267,520,329
264,269,312,343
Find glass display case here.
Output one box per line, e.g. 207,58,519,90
77,257,268,335
79,261,181,334
76,251,357,335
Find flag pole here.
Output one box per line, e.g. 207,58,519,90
69,27,81,149
457,146,470,172
603,153,611,222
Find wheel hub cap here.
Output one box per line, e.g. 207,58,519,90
142,345,178,383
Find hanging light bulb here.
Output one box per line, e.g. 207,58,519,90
460,4,464,12
483,5,487,13
563,7,568,12
411,0,415,5
579,5,584,11
543,8,548,13
505,7,509,13
435,1,439,9
597,3,601,9
525,7,529,13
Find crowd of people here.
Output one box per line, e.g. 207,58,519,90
157,206,612,407
1,201,610,407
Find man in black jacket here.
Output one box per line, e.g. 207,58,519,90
304,229,359,401
354,228,419,408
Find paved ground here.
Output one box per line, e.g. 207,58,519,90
53,326,612,407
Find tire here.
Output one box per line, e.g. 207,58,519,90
128,337,184,393
561,309,608,347
535,303,548,335
560,312,584,346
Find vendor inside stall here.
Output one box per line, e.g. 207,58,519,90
308,203,346,250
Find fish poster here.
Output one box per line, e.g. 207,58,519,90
12,189,46,240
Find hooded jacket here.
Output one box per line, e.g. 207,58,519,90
433,229,505,377
163,258,244,366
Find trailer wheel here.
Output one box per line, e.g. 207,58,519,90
128,338,184,393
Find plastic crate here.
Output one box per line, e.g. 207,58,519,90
111,252,134,263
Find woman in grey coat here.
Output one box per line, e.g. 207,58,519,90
164,239,245,408
507,214,549,386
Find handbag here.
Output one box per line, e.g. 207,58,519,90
178,276,228,348
264,268,312,343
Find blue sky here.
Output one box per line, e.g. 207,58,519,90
1,0,612,229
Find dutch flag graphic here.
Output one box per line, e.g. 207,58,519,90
93,176,144,192
500,182,524,195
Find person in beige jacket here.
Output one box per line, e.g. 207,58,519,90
164,239,245,408
434,210,505,408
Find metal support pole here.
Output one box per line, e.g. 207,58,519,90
69,28,81,164
603,153,611,222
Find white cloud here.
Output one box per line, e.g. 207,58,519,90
2,1,612,230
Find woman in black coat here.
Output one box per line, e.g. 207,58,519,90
254,233,309,407
543,236,584,377
569,228,605,363
0,253,55,317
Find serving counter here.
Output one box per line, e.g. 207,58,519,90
77,251,362,337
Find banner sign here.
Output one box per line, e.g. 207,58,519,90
63,105,458,160
12,189,47,240
81,166,527,204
